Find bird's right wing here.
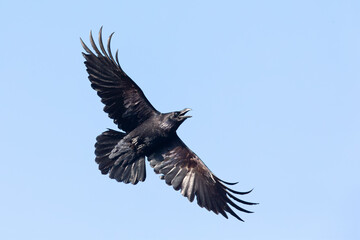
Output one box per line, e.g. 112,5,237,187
148,134,257,221
81,27,160,133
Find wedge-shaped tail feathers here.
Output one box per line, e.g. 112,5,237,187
95,129,146,184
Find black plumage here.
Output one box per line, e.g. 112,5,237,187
81,27,257,221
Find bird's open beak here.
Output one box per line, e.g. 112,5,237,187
179,108,192,119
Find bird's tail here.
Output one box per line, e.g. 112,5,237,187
95,129,146,184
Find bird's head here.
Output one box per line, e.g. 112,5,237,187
162,108,192,132
173,108,192,122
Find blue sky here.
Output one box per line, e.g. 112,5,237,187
1,0,359,239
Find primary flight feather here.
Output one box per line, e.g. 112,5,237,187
81,27,257,221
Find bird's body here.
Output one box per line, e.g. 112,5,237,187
110,113,171,158
81,27,257,221
105,110,190,180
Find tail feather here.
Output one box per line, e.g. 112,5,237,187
109,156,146,184
95,129,146,184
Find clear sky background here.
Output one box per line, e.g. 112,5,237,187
1,1,359,239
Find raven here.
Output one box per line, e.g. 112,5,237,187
81,27,257,221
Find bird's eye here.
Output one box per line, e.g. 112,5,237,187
174,112,179,117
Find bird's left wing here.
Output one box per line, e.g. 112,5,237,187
81,27,160,133
148,134,257,221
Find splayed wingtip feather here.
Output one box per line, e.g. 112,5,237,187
98,27,110,59
89,30,102,56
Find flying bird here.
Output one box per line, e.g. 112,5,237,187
81,27,257,221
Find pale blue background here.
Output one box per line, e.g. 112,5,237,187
1,1,359,239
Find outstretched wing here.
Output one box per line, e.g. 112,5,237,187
148,134,257,221
81,27,160,133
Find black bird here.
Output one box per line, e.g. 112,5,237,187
81,27,257,221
